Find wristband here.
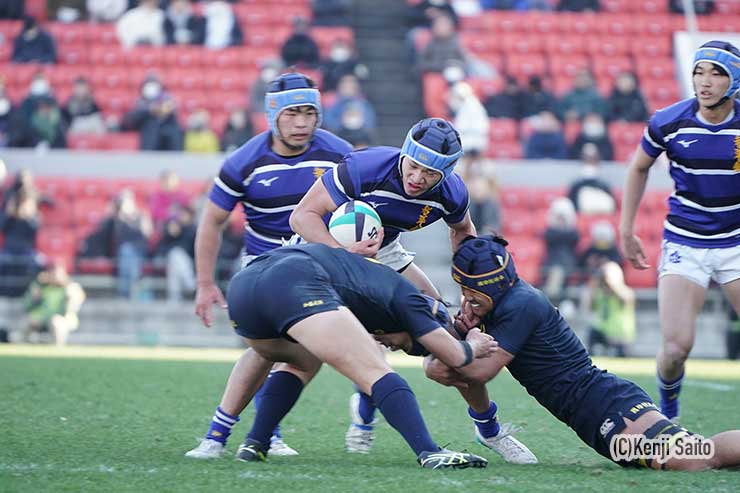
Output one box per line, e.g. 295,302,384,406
454,340,474,368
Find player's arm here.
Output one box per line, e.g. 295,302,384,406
416,327,497,369
448,212,477,252
423,347,514,387
290,178,383,256
194,200,231,327
619,146,657,269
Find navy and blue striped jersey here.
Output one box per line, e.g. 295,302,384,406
209,129,352,255
641,98,740,248
321,146,470,247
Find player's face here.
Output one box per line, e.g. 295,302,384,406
276,105,319,149
401,157,443,196
461,287,493,317
693,62,731,108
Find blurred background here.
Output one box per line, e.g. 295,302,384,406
0,0,739,359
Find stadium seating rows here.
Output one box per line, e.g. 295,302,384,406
9,176,667,288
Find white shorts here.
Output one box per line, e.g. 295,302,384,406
658,241,740,288
241,236,416,273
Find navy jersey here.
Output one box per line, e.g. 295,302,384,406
321,146,470,247
209,129,352,255
479,280,645,448
243,243,441,339
641,98,740,248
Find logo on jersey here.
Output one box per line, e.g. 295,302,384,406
257,177,280,187
600,418,615,437
303,300,324,308
734,136,740,171
410,205,433,231
367,201,388,208
668,251,681,264
677,139,698,148
313,167,326,179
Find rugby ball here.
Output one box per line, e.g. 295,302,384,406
329,200,382,247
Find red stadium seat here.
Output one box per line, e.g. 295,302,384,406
123,47,164,68
95,89,138,116
460,32,498,55
629,36,672,58
165,68,205,91
67,133,108,150
623,264,657,288
90,46,126,66
564,120,582,144
36,228,78,260
38,198,75,228
35,177,72,201
70,178,115,200
106,132,140,151
505,53,547,82
422,73,449,119
163,46,206,68
0,20,22,41
559,12,600,35
76,257,115,275
500,33,545,54
251,112,268,134
91,67,131,90
489,118,518,142
478,11,524,33
548,54,590,78
58,46,90,66
245,26,291,48
636,0,668,14
525,12,560,34
586,36,630,57
486,140,522,160
312,27,355,56
591,56,633,80
716,0,740,14
45,22,89,47
600,0,632,13
635,58,675,80
542,33,588,56
87,23,118,45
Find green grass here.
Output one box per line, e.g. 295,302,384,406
1,351,739,492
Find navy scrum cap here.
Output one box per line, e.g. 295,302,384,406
451,235,518,306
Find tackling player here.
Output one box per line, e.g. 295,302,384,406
186,72,353,459
226,242,494,469
288,117,536,463
415,235,740,470
620,40,740,420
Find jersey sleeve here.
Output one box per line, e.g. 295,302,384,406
392,286,441,340
640,113,667,158
209,154,246,212
320,152,363,207
485,297,538,356
443,175,471,225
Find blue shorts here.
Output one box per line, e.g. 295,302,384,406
577,374,658,467
226,253,343,340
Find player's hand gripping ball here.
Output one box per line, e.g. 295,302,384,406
329,200,382,247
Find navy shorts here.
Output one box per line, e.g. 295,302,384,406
226,253,343,340
581,374,658,467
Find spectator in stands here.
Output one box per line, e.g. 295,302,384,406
11,17,57,64
520,75,558,118
560,68,607,121
19,72,57,123
556,0,600,11
149,169,190,230
220,109,254,153
21,262,86,345
153,203,197,302
0,191,41,297
669,0,714,15
579,220,622,275
123,91,184,151
48,0,87,22
406,0,459,30
87,0,128,22
203,0,242,49
280,16,320,68
63,77,105,135
312,0,352,26
184,109,219,154
111,189,153,299
484,75,523,119
334,102,374,148
27,96,67,149
606,72,649,123
523,110,568,159
324,74,376,132
249,59,283,113
116,0,165,48
567,143,616,215
0,0,24,19
0,85,22,148
452,81,501,232
580,261,635,357
416,13,467,74
320,38,368,92
164,0,205,46
569,112,613,161
540,197,579,302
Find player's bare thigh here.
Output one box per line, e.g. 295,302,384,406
246,337,323,375
721,277,740,315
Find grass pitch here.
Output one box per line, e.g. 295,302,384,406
1,346,739,493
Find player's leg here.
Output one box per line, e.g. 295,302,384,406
185,347,274,459
656,274,706,420
457,381,537,464
235,341,323,462
621,409,740,470
287,308,487,468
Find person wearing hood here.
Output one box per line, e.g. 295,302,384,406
11,16,57,64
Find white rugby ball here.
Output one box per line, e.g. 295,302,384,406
328,200,382,247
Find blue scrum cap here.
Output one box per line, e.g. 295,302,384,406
400,118,463,189
265,72,322,135
451,235,518,306
693,40,740,101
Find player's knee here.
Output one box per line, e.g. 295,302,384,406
661,340,691,366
